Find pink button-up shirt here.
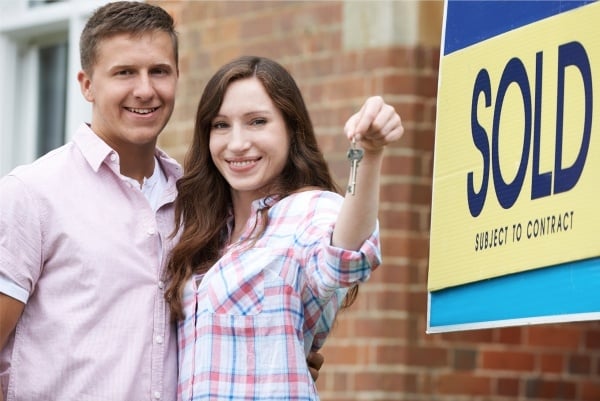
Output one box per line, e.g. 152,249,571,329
0,124,181,401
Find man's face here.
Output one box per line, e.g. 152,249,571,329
77,31,178,154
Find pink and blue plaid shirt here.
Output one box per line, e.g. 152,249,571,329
177,190,381,401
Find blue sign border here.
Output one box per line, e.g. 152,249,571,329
428,258,600,332
444,0,594,55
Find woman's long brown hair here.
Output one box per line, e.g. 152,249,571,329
165,56,357,320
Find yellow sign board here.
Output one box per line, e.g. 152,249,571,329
428,2,600,291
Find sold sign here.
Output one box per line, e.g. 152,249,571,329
468,41,592,217
428,2,600,291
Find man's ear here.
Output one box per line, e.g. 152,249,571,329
77,70,94,102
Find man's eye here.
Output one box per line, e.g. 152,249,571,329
151,68,169,76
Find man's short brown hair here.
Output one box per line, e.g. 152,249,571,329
80,1,178,75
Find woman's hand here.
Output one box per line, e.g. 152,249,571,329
344,95,404,154
332,96,404,250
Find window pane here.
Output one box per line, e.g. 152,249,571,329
37,41,67,156
28,0,63,8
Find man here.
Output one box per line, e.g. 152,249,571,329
0,2,181,400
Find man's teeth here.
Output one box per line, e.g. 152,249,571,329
129,107,157,114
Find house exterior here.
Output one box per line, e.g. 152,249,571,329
1,1,599,400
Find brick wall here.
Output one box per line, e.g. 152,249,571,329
152,1,600,400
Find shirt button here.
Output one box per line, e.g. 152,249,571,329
155,335,163,344
110,153,117,162
147,227,156,236
153,391,161,399
158,281,165,290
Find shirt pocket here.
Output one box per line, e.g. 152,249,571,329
197,248,275,316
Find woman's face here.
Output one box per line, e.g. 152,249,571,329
209,77,290,202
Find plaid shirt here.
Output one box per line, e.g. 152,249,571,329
177,190,381,401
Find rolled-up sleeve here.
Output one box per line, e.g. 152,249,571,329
0,175,43,301
296,191,382,299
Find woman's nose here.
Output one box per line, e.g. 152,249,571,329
227,124,250,151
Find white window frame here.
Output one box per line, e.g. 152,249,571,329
0,0,108,175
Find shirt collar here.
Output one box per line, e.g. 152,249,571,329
72,122,183,182
251,194,280,213
225,194,280,240
72,123,114,173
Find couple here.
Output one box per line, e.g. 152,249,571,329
0,2,403,400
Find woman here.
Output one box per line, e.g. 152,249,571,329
166,55,403,400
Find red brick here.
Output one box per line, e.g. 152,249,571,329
436,373,492,395
525,378,576,399
584,328,600,349
290,57,336,80
398,100,426,125
377,208,422,232
441,328,495,344
497,377,520,397
527,325,582,349
322,76,374,102
568,354,592,375
381,153,419,177
379,232,427,260
497,326,524,345
379,73,419,95
354,371,410,392
353,316,407,339
359,286,410,312
540,353,564,373
318,344,360,365
452,348,477,370
363,47,413,71
407,290,428,314
481,350,535,371
581,380,600,401
374,262,414,285
374,344,409,365
413,126,437,152
407,346,448,367
333,52,363,74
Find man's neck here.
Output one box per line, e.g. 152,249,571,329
119,148,156,186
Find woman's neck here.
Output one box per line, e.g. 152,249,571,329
230,196,254,244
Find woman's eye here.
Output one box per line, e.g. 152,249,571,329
212,122,228,129
251,118,267,126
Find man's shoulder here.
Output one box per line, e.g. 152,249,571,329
0,145,78,212
5,143,77,185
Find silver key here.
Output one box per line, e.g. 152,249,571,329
346,138,364,195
